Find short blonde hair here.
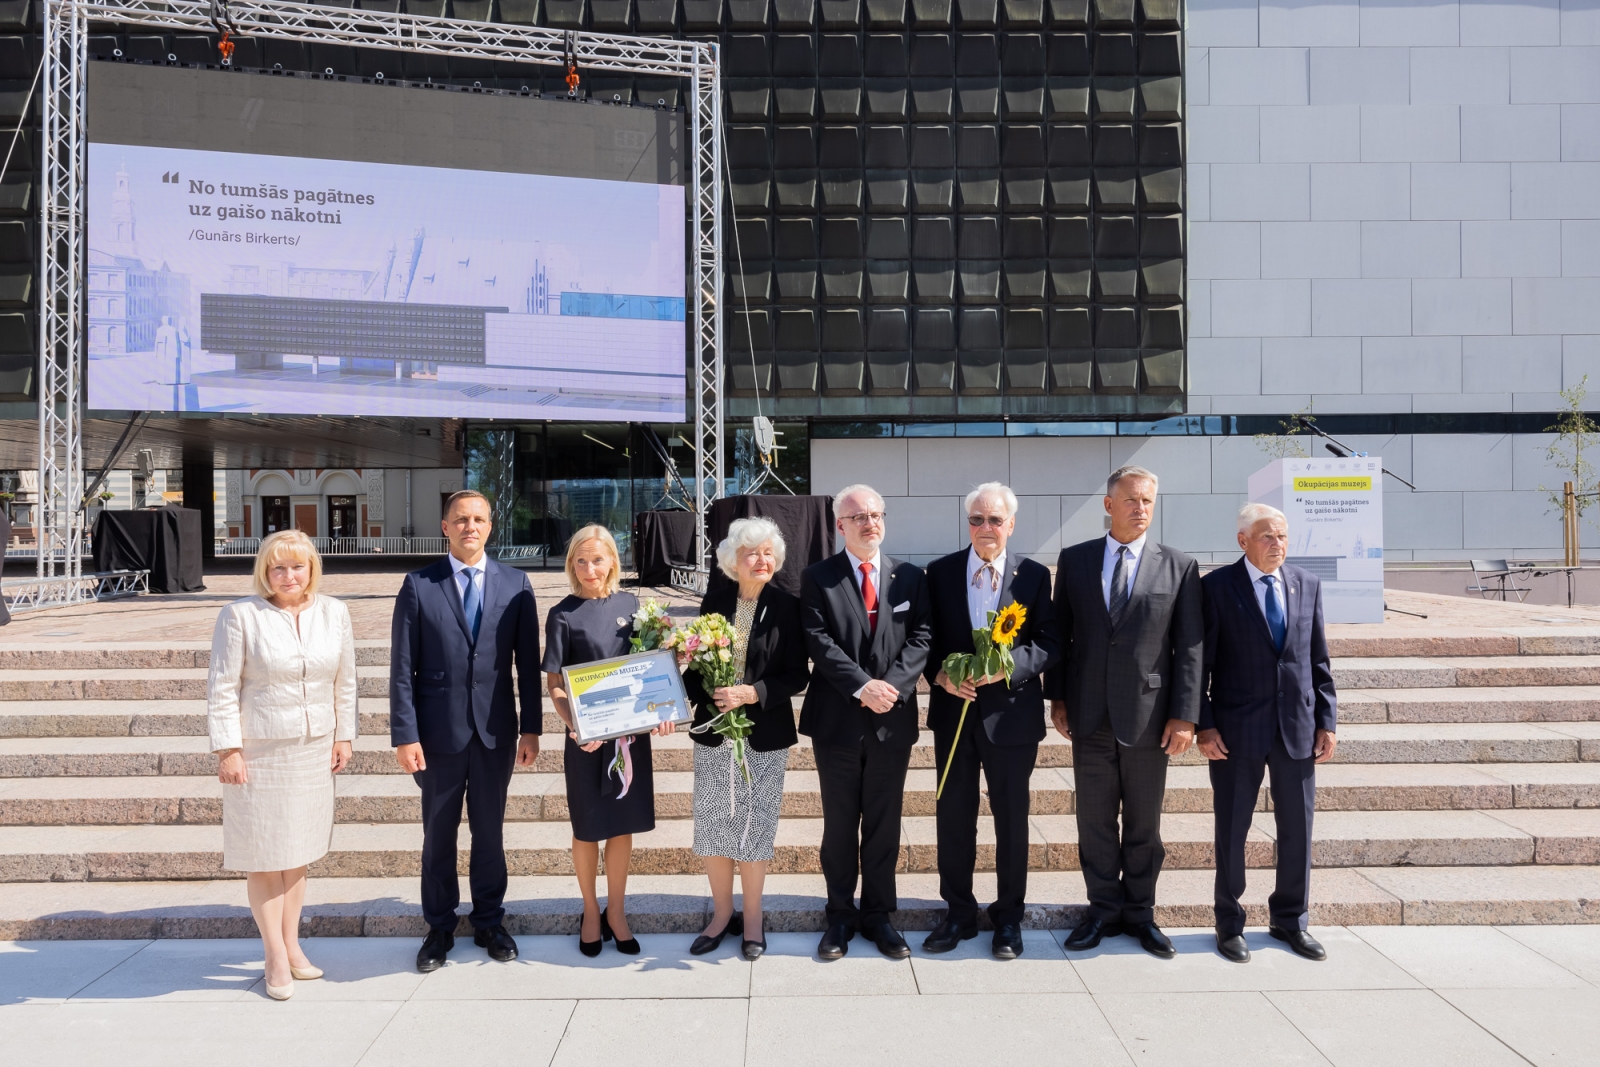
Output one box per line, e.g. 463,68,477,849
252,529,322,599
565,524,622,596
715,517,788,579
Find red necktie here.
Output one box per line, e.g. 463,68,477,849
860,561,878,636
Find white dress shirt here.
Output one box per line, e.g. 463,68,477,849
448,551,486,607
966,546,1006,629
844,547,882,597
1243,557,1285,625
207,594,359,752
1101,532,1147,610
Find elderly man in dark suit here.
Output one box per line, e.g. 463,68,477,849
800,482,932,960
921,482,1059,960
1199,502,1338,963
390,490,542,973
1045,464,1203,959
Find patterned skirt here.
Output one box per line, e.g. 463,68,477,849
692,741,788,863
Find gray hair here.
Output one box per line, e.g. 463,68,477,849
715,517,788,579
1237,502,1287,534
964,481,1018,518
1106,465,1159,496
832,483,883,518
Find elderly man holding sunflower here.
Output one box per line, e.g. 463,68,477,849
922,482,1060,959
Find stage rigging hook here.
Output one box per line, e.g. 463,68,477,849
564,30,580,98
210,0,241,65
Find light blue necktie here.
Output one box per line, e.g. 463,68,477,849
461,567,482,641
1261,575,1286,652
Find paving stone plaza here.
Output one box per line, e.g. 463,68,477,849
1,571,1599,1063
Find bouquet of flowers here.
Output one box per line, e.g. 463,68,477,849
936,603,1027,800
629,598,676,652
662,612,756,783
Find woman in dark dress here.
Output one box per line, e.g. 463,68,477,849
543,524,673,956
683,518,810,960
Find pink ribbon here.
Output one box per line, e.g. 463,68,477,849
609,736,635,799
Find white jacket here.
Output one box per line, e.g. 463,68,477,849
206,594,359,751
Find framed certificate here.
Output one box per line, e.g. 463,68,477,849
562,649,692,743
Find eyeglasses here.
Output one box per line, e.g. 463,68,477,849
842,511,886,526
967,515,1009,527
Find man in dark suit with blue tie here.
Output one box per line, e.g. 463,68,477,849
391,490,542,973
1199,503,1337,964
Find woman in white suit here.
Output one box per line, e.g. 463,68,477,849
208,530,358,1000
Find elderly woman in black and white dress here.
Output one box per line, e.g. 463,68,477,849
683,518,810,960
208,530,357,1000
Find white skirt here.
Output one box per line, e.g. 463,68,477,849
222,731,335,872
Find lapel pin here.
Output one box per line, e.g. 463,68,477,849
616,615,628,627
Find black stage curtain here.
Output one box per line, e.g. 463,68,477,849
706,495,835,600
634,509,695,586
0,508,10,624
92,505,206,594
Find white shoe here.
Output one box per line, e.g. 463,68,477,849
265,982,294,1001
290,964,323,981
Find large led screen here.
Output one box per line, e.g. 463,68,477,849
85,61,686,421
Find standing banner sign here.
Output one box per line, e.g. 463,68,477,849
1248,457,1385,624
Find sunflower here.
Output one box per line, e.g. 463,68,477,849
991,603,1027,645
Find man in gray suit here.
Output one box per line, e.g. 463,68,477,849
1045,465,1203,958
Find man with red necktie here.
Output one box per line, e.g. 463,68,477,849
799,483,932,960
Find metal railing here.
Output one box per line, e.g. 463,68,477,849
1,569,149,613
213,537,544,560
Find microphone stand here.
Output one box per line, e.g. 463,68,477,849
1292,417,1417,490
1289,419,1428,617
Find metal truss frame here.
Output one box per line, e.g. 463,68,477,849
1,568,149,613
38,0,724,587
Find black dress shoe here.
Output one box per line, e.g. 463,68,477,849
1129,922,1177,959
1063,917,1121,952
991,923,1024,960
601,908,641,955
1216,932,1251,963
864,921,911,960
817,922,854,959
921,916,979,954
741,938,767,961
690,912,743,956
416,926,454,973
474,924,518,962
1269,926,1327,961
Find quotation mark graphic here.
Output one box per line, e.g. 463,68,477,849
161,171,180,183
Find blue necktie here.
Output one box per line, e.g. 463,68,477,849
1261,575,1286,652
462,567,482,641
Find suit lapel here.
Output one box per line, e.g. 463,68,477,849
997,555,1019,614
438,559,474,645
1231,558,1279,654
946,553,977,649
1079,541,1114,630
1280,566,1300,651
743,586,775,683
1111,539,1159,633
834,551,871,636
869,556,901,664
